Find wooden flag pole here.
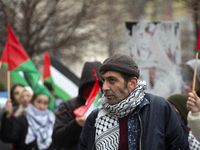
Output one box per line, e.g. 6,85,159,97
7,71,10,99
0,61,2,70
192,52,199,93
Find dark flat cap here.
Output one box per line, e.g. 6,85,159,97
99,54,140,78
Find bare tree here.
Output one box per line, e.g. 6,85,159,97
0,0,122,63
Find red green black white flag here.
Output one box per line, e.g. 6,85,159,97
43,51,79,101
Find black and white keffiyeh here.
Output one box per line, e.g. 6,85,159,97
95,80,146,150
25,104,55,150
188,131,200,150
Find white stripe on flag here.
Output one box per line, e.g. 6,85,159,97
84,104,102,118
50,66,78,97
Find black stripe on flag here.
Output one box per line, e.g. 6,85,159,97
50,55,80,87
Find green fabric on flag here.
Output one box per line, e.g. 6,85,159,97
12,60,55,111
11,71,29,86
93,90,102,108
44,76,54,83
44,76,71,101
53,84,71,100
2,63,8,69
13,59,40,89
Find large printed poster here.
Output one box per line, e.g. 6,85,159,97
126,22,182,98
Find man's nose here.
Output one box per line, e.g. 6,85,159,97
102,81,110,91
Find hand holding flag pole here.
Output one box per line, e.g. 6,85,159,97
192,26,200,93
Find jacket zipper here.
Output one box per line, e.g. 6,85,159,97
92,142,94,150
138,113,142,150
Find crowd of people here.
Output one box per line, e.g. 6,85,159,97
0,54,200,149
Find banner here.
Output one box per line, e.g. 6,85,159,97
126,21,182,98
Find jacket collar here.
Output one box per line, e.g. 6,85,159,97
134,97,149,115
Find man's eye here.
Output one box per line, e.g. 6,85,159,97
110,79,115,82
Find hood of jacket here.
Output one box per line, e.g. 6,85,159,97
78,61,102,100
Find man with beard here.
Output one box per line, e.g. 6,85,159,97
78,54,189,150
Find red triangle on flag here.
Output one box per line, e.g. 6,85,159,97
74,69,100,117
43,51,51,80
7,23,29,71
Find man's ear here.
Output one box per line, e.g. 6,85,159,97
128,77,138,91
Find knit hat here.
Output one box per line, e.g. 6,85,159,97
19,86,34,99
186,59,200,82
99,54,140,78
167,94,189,125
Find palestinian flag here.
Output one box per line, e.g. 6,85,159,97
43,51,79,101
74,69,102,118
0,24,55,110
197,27,200,53
1,43,29,86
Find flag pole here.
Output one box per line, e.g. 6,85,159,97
0,61,2,69
7,71,10,99
193,22,200,93
192,52,199,93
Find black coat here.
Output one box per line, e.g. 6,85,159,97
0,113,59,150
52,97,84,150
78,93,189,150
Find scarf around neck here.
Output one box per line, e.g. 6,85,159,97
25,104,55,150
95,80,146,150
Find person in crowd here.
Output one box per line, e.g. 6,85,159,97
0,84,24,149
15,86,34,117
167,94,200,149
181,59,200,96
52,61,102,150
10,84,24,112
78,54,189,150
187,91,200,142
44,82,64,113
0,93,57,150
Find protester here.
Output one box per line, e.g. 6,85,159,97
44,82,64,113
15,86,34,117
181,59,200,96
0,93,57,150
10,84,25,112
78,54,189,150
52,61,102,150
0,84,24,149
187,91,200,142
167,94,200,149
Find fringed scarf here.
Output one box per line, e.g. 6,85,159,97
25,104,55,150
95,80,146,150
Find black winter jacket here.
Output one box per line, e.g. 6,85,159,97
52,61,102,150
78,93,189,150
